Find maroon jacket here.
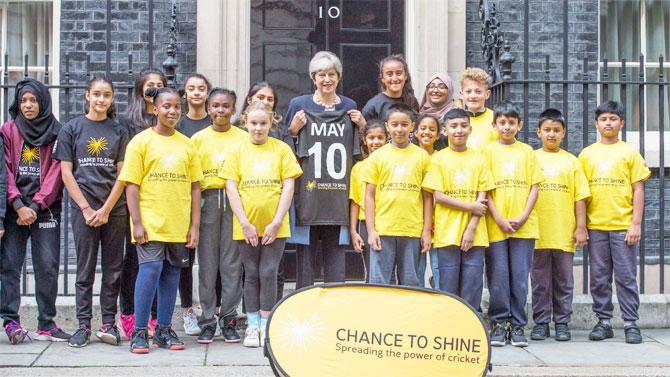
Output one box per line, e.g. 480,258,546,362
2,119,63,211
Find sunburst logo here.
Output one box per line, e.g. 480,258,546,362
543,165,560,177
273,313,327,357
213,152,226,165
252,161,269,175
454,170,468,185
86,137,108,156
392,164,407,178
502,160,517,176
306,180,317,192
161,154,178,168
21,145,39,165
596,160,613,175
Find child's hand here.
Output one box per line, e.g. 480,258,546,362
186,225,199,249
625,223,641,245
133,223,148,244
88,208,110,227
420,230,432,253
367,230,382,251
574,226,589,248
262,221,281,246
16,207,37,226
242,222,259,247
496,218,516,234
290,110,307,132
469,198,488,216
82,207,97,224
351,232,365,253
0,230,4,238
347,109,366,128
460,226,476,252
508,215,528,232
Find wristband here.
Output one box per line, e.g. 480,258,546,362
80,205,90,211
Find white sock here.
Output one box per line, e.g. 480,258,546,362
260,317,268,333
601,319,611,326
624,321,635,328
247,312,260,329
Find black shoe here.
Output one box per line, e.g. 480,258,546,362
624,324,643,344
554,323,571,341
489,321,508,347
153,325,185,350
68,325,91,348
510,326,528,347
197,325,216,344
530,323,550,340
130,328,150,354
96,324,121,345
589,320,614,341
222,316,241,343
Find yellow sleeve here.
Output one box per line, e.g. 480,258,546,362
188,143,204,183
574,159,591,202
118,137,144,185
280,143,303,179
478,156,495,192
349,162,363,201
362,153,379,185
530,150,545,185
629,150,651,183
421,157,444,193
219,145,241,182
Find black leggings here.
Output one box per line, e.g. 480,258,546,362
178,249,222,309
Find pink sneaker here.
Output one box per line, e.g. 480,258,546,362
148,318,158,338
118,314,135,340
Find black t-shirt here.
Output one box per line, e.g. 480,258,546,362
53,115,129,215
361,93,404,122
118,112,154,139
16,142,41,201
295,110,361,226
177,115,211,138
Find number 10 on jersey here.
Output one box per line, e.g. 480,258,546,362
307,142,347,180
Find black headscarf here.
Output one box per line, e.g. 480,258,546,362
8,78,61,147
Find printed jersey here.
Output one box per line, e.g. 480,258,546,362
294,109,361,226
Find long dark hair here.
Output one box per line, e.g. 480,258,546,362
239,81,282,125
378,54,420,112
180,73,212,112
85,77,116,119
124,68,167,127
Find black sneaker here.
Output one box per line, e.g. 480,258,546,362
530,323,550,340
35,326,70,342
510,326,528,347
68,325,91,348
130,328,150,354
624,324,643,344
554,323,571,341
197,324,216,344
153,325,185,350
589,320,614,341
96,324,121,345
222,316,241,343
489,321,508,347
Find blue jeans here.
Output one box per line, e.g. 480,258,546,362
370,236,420,286
134,259,181,329
417,248,440,289
485,238,535,326
437,246,484,310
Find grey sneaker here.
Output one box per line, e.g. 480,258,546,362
530,323,550,340
554,323,571,341
589,320,614,341
510,326,528,347
489,321,508,347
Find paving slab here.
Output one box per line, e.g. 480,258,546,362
205,341,269,366
0,353,39,367
32,340,206,367
526,339,669,366
0,338,50,354
490,346,543,367
646,331,670,348
0,366,276,377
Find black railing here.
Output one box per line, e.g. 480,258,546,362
482,0,668,294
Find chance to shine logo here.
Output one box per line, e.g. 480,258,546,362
87,137,109,156
273,313,327,356
21,145,40,165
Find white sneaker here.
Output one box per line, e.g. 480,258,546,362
260,328,265,348
243,326,260,348
183,310,201,336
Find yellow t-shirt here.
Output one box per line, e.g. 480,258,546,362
362,143,430,237
578,141,651,230
349,159,367,221
191,125,248,191
119,128,203,243
482,140,544,242
219,138,303,240
422,148,494,248
467,108,497,151
535,149,591,252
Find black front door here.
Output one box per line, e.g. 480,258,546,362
250,0,405,281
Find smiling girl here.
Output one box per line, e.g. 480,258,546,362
362,54,420,122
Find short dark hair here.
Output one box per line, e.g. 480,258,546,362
443,108,470,122
537,108,566,129
386,103,416,123
493,101,521,122
416,114,442,131
595,100,624,119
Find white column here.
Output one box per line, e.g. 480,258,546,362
197,0,250,109
405,0,467,101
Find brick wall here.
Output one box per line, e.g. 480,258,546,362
59,0,197,117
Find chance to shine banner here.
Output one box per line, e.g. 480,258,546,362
266,284,490,377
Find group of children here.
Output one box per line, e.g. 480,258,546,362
0,53,650,355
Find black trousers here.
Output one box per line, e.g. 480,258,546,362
295,225,346,288
72,209,126,326
0,203,61,331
